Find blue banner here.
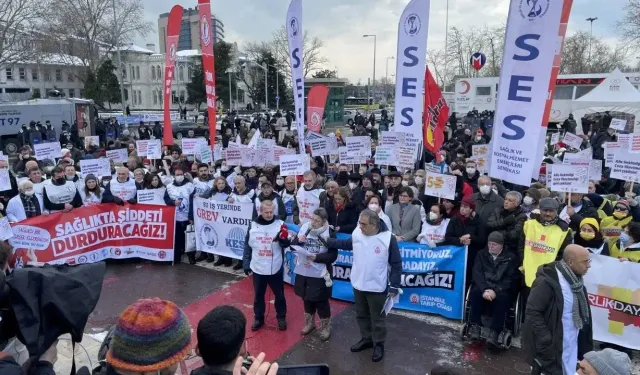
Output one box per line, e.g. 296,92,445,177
283,224,467,320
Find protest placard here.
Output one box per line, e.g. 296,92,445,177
0,217,13,240
256,139,276,164
472,144,489,157
180,138,201,155
34,142,61,161
0,169,11,192
136,140,149,157
629,134,640,153
610,149,640,183
200,144,212,164
547,164,589,193
106,149,128,163
213,147,223,162
346,136,371,157
471,155,491,175
136,189,167,205
617,133,630,148
338,147,367,165
309,136,338,157
79,158,111,178
609,118,627,131
279,154,310,176
550,132,560,145
563,147,592,162
396,146,417,170
562,132,583,150
423,171,457,200
84,136,100,149
146,139,162,159
604,142,623,167
589,159,603,181
225,147,243,165
374,145,397,165
272,146,295,165
380,131,406,147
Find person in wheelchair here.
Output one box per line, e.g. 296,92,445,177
469,232,519,347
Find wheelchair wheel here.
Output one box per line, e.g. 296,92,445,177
462,286,472,323
460,323,470,340
513,293,523,336
501,331,513,349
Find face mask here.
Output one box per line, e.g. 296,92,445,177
23,190,35,197
429,212,439,221
221,166,229,172
523,196,534,206
401,181,409,187
349,182,357,190
276,179,284,186
338,171,348,177
619,232,631,247
415,177,424,185
66,176,74,181
475,136,482,141
613,211,627,219
368,203,379,211
466,168,476,175
175,175,184,183
479,185,491,195
580,232,595,241
55,177,66,184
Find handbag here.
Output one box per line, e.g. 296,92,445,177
185,224,196,253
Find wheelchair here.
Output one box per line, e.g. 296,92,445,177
460,286,525,350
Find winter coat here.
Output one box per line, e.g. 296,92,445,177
559,199,600,233
486,206,527,254
443,214,486,260
472,191,504,224
462,170,481,193
325,200,360,234
0,355,55,375
252,191,287,221
591,129,613,160
471,249,519,294
523,262,593,375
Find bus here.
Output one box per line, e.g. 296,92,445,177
344,97,374,108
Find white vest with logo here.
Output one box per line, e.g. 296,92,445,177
110,179,137,201
296,188,324,225
248,219,284,275
280,189,296,223
231,189,255,204
255,195,279,217
295,222,330,278
167,183,195,222
419,218,450,245
193,178,214,197
80,188,104,206
350,227,392,293
44,181,77,205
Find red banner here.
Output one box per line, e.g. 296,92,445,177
198,0,217,158
8,204,176,268
306,84,329,133
422,67,449,158
163,5,184,146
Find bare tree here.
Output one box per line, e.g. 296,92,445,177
482,25,505,77
619,0,640,45
271,25,328,78
560,31,631,74
0,0,49,67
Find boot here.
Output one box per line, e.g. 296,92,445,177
372,343,384,362
277,318,287,331
300,313,316,336
318,318,331,341
206,254,215,263
232,262,243,271
469,324,481,341
195,252,208,262
213,257,225,266
350,338,373,352
251,319,264,331
187,253,196,265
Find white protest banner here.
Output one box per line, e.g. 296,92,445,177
136,140,149,157
309,136,338,157
106,149,128,163
609,118,627,131
225,147,243,165
550,132,560,145
200,144,212,164
584,254,640,350
79,158,111,178
338,146,367,165
629,134,640,153
380,131,406,147
146,139,162,159
346,136,371,157
181,138,201,155
34,142,61,161
374,145,397,165
472,144,489,157
0,216,13,240
562,132,583,150
548,164,589,193
0,169,11,192
279,154,310,176
396,146,416,170
489,0,566,186
424,171,456,200
84,136,100,149
286,0,305,154
136,189,166,205
610,149,640,183
193,198,254,259
393,0,430,142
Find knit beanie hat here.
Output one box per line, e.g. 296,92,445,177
580,217,600,232
584,349,631,375
538,188,551,200
106,298,192,372
524,188,542,204
487,231,504,245
615,200,631,211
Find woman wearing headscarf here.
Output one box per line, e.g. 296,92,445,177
574,218,609,256
79,174,104,206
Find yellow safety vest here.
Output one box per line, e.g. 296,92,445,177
609,241,640,263
596,199,611,220
522,219,570,287
600,215,633,242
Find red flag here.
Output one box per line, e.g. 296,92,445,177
162,5,184,146
423,67,449,158
306,84,329,133
198,0,217,157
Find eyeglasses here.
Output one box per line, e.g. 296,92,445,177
615,206,629,212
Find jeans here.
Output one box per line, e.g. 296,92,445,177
252,269,287,320
469,286,511,332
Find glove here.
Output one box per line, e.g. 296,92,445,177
278,224,289,240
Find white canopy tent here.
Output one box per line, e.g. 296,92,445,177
571,68,640,134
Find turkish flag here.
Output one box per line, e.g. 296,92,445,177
422,67,449,159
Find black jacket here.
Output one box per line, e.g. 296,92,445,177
561,199,600,232
191,366,233,375
102,178,138,205
325,200,360,234
443,214,486,257
486,206,527,254
0,355,55,375
523,262,593,375
591,129,613,160
472,249,519,294
42,181,83,211
462,170,481,193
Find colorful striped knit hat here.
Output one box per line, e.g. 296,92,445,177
106,298,192,372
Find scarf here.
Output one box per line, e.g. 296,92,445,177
20,194,38,218
309,221,330,237
556,260,590,330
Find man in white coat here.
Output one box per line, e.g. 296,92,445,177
326,209,403,363
6,181,45,222
295,170,326,226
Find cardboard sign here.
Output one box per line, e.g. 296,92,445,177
563,147,592,162
200,144,212,164
137,189,166,205
471,155,491,175
146,140,162,159
423,171,457,200
213,147,223,162
34,142,62,161
396,146,417,170
181,138,202,155
472,144,489,157
547,164,589,193
338,146,366,165
84,136,100,149
604,142,623,167
346,136,372,157
589,159,603,181
550,132,560,145
309,136,338,157
0,169,11,192
609,118,627,131
629,134,640,154
225,147,243,165
279,154,310,176
0,217,13,240
617,133,631,148
136,140,150,157
374,145,397,165
380,131,406,147
79,159,111,178
562,132,583,150
106,149,128,163
610,149,640,183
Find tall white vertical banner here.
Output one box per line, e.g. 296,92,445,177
392,0,430,154
489,0,565,186
287,0,305,155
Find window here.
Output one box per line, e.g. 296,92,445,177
32,88,41,98
151,66,156,80
153,91,157,105
172,90,177,104
68,72,74,82
136,66,140,80
124,89,129,101
122,66,127,79
55,69,62,81
575,85,597,99
179,90,185,103
31,68,38,81
157,65,162,79
476,86,491,96
68,89,75,98
137,91,142,105
130,66,135,80
79,89,84,98
158,90,163,105
5,67,13,80
44,69,51,81
553,85,574,100
18,68,26,80
179,66,184,81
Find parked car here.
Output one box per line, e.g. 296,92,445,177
172,121,211,139
344,109,356,125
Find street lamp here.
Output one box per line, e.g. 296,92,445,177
363,34,377,107
586,17,597,73
385,56,395,100
242,60,268,110
444,0,449,90
225,68,235,111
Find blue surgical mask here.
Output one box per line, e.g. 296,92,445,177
619,232,631,247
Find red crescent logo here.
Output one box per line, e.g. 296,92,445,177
458,80,470,95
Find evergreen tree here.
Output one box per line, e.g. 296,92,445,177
186,63,206,109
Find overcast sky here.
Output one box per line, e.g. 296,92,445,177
135,0,628,83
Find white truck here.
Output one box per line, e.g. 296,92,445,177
0,97,98,154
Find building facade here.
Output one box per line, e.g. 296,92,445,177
304,78,347,124
158,7,224,54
